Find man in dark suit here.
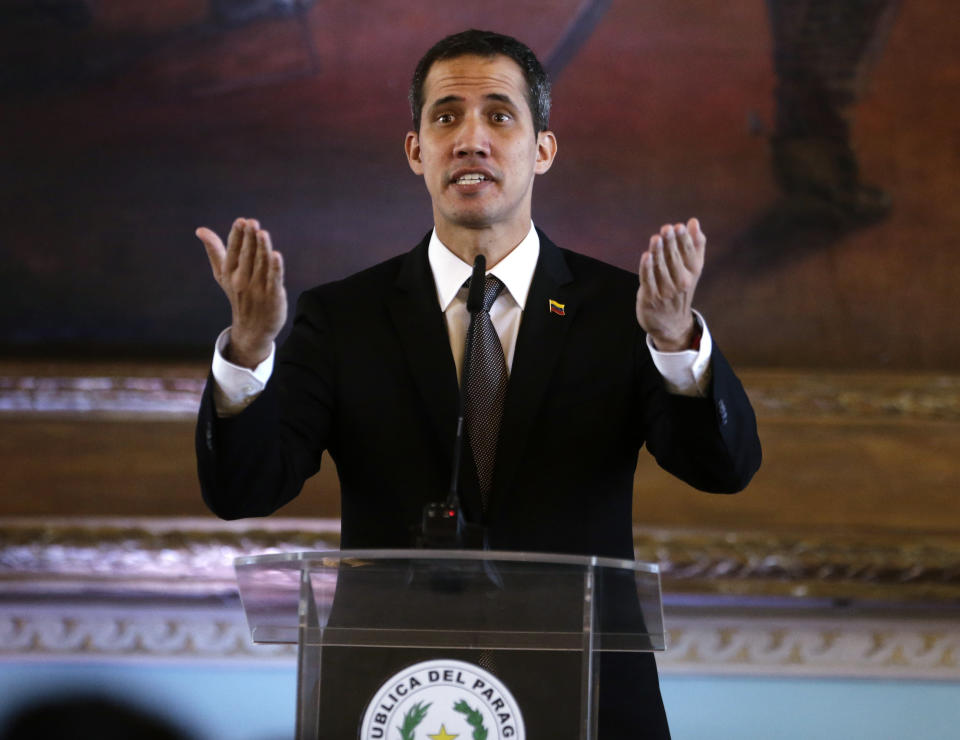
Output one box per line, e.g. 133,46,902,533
196,30,760,738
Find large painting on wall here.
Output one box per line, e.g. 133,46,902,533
3,0,955,371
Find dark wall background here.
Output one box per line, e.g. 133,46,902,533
2,0,957,370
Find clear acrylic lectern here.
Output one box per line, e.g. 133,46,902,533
235,550,664,739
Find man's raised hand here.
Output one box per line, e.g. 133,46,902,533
196,218,287,369
636,218,706,352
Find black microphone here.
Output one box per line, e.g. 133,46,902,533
418,254,487,549
465,254,486,312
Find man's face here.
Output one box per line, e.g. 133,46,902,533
404,54,556,242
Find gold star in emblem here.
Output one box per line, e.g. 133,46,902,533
427,725,458,740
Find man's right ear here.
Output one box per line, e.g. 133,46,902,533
404,131,424,175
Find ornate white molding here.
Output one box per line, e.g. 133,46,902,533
2,604,958,680
659,615,960,680
0,604,294,663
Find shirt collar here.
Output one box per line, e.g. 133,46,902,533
427,223,540,311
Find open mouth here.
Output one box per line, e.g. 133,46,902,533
454,173,489,185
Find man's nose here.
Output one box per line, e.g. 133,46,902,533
454,117,490,157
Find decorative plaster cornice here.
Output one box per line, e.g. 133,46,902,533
2,519,959,603
634,527,960,603
0,518,341,597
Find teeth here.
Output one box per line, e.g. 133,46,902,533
456,174,487,184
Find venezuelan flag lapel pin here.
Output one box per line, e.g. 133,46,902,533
548,298,566,316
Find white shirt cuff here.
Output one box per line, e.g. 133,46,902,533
210,327,275,417
646,310,713,397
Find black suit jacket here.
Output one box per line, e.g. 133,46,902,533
197,229,761,736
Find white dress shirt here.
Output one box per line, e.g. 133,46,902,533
428,223,538,381
212,223,712,416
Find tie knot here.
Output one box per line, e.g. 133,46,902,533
464,275,505,312
480,275,504,312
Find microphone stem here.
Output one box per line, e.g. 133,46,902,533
447,254,486,508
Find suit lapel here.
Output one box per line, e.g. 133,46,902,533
386,236,461,470
490,232,575,513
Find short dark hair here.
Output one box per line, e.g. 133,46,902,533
409,29,551,134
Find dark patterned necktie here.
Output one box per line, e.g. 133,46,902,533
464,275,508,512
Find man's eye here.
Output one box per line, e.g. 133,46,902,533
436,113,454,124
492,112,511,123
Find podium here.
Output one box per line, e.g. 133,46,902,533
236,550,664,739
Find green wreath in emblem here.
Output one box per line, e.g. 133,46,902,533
453,700,489,740
398,701,430,740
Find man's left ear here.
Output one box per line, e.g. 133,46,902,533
535,130,558,175
404,131,424,175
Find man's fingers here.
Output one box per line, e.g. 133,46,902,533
656,226,679,295
236,223,258,285
659,220,706,288
196,227,226,279
256,229,281,289
674,223,699,276
253,230,269,287
639,219,704,342
268,249,284,291
663,224,685,284
638,237,652,286
688,217,707,251
640,241,661,302
224,218,246,275
260,231,284,289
